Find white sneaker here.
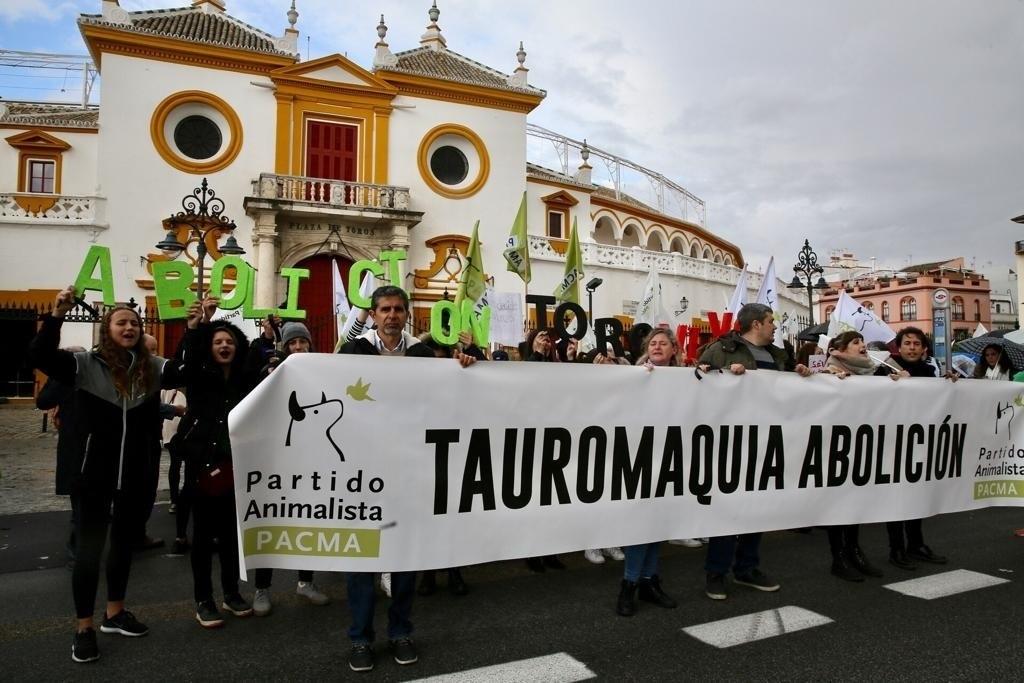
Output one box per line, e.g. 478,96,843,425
380,572,392,598
603,547,625,561
252,588,272,617
583,549,605,564
296,581,330,606
668,538,703,548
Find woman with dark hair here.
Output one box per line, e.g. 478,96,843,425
30,285,189,664
822,331,884,581
617,328,679,616
973,344,1013,380
177,296,258,628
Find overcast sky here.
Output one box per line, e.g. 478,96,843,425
3,0,1023,277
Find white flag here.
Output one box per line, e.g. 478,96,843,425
634,262,670,326
754,257,784,348
332,259,350,340
832,290,896,345
728,268,748,316
972,323,989,338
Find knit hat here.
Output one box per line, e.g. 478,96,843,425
281,322,312,347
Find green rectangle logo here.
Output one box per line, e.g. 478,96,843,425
243,526,380,557
974,480,1024,500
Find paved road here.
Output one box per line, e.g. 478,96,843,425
3,404,1024,680
2,503,1023,681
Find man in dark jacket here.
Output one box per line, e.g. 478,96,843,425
697,303,810,602
338,285,474,673
874,326,949,569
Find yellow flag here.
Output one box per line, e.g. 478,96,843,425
455,220,486,308
553,217,583,304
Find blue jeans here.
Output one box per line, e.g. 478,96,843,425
623,542,660,582
705,533,761,576
346,571,416,643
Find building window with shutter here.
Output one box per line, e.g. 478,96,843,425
951,296,964,321
27,159,56,193
900,297,916,321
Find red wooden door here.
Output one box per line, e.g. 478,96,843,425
294,254,352,353
306,121,358,181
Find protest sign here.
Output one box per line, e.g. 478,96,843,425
229,356,1024,573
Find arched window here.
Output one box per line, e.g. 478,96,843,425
951,296,964,321
690,244,700,258
864,301,875,311
714,253,723,264
724,255,733,266
881,301,890,322
900,296,916,321
702,247,712,260
974,299,981,322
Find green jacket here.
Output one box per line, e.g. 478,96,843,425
698,331,791,371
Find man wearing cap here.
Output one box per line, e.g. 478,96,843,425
246,317,331,614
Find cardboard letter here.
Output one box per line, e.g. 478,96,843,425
430,300,460,345
553,302,587,340
277,267,310,319
152,261,194,320
208,256,251,310
348,260,385,309
377,250,407,286
73,245,116,306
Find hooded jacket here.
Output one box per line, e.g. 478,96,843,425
30,315,187,495
176,320,255,480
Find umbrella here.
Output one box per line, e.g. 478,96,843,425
797,323,829,343
955,336,1024,371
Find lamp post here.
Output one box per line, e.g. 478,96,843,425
787,238,828,325
585,277,603,322
155,178,245,298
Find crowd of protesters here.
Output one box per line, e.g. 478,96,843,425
32,284,1014,670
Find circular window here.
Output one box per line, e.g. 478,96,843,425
429,145,468,185
173,115,223,160
417,123,490,199
150,91,242,174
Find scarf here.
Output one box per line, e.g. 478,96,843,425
826,350,876,376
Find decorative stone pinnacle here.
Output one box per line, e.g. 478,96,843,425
287,0,298,28
377,14,387,41
581,139,590,163
516,41,526,67
429,1,440,24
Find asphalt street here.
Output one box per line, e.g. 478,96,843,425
1,502,1022,681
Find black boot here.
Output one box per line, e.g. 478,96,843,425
543,555,566,570
526,557,546,573
848,546,883,577
831,550,865,582
447,568,469,596
616,580,638,617
637,575,678,608
889,549,917,570
417,570,437,596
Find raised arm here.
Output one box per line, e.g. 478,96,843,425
29,285,79,386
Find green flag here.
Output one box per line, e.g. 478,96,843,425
553,216,583,305
454,220,486,308
503,191,531,284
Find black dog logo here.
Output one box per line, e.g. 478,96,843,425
286,391,345,462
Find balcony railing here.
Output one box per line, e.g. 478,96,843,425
252,173,411,211
527,235,808,306
0,193,104,225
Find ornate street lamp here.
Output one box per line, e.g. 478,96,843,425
787,239,828,325
155,178,244,297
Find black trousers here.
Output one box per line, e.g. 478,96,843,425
826,524,860,556
72,488,147,619
886,519,925,553
191,494,241,602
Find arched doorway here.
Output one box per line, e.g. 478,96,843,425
294,254,353,352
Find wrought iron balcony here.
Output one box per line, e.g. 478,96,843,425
251,173,411,212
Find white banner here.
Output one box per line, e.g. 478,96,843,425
488,291,524,347
229,356,1024,573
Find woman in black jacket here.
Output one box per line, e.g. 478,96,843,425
30,286,189,664
176,297,258,628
